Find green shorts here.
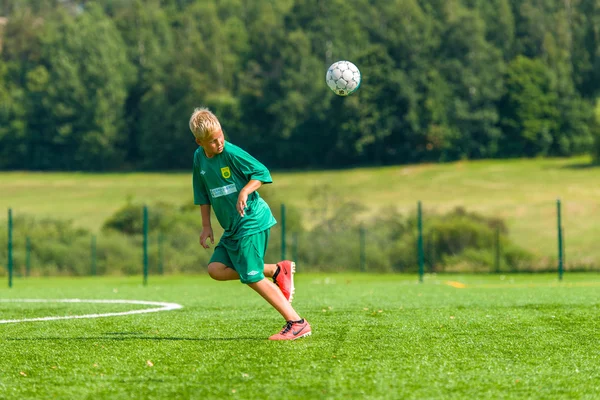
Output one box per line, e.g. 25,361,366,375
210,229,270,284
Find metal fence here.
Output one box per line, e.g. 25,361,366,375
1,199,597,287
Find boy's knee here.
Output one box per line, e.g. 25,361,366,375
207,263,225,280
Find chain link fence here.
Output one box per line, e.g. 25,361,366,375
1,199,597,285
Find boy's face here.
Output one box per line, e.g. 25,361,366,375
197,130,224,158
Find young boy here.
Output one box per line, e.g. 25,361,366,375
189,107,311,341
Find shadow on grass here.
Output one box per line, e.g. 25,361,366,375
2,335,264,341
547,161,600,170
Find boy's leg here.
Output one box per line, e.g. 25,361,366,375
208,240,276,280
271,260,295,302
248,279,299,321
264,264,277,277
208,242,237,281
207,262,239,281
234,231,311,340
248,278,311,341
208,262,277,281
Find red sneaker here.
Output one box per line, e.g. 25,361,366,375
273,260,295,303
269,319,311,341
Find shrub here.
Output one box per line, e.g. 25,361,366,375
0,200,543,276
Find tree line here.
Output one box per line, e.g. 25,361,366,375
0,0,599,171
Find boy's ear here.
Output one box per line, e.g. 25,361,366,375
195,137,203,146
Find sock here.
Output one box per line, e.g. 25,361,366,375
272,266,281,281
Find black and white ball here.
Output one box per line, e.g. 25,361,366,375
326,60,361,96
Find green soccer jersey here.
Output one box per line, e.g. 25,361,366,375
192,141,277,239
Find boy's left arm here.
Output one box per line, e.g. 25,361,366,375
237,179,262,217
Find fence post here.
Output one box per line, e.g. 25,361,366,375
495,226,501,273
143,205,149,286
418,201,424,283
292,232,298,268
26,236,31,277
8,208,13,288
557,199,563,281
429,232,436,273
562,226,566,273
91,235,97,276
281,204,286,260
158,232,164,275
359,224,366,272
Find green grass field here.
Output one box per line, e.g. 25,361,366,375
1,157,600,265
0,273,598,399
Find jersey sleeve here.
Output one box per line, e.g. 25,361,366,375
192,151,210,205
229,146,273,184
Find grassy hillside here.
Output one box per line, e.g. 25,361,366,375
1,156,599,264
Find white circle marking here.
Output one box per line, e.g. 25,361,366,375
0,299,183,324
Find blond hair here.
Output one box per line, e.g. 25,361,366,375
189,107,222,142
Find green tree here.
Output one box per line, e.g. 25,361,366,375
360,0,442,164
470,0,516,59
0,7,42,169
26,4,134,170
498,55,559,156
110,0,175,167
512,0,593,156
239,0,374,167
2,0,600,170
436,2,505,159
236,0,306,159
134,0,247,169
0,59,27,169
570,0,600,98
592,98,600,163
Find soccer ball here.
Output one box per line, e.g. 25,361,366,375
326,60,361,96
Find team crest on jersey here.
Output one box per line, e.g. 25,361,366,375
221,166,231,179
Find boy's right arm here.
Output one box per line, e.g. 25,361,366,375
199,204,214,249
193,152,214,248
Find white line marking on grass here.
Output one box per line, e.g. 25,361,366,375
0,299,183,324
